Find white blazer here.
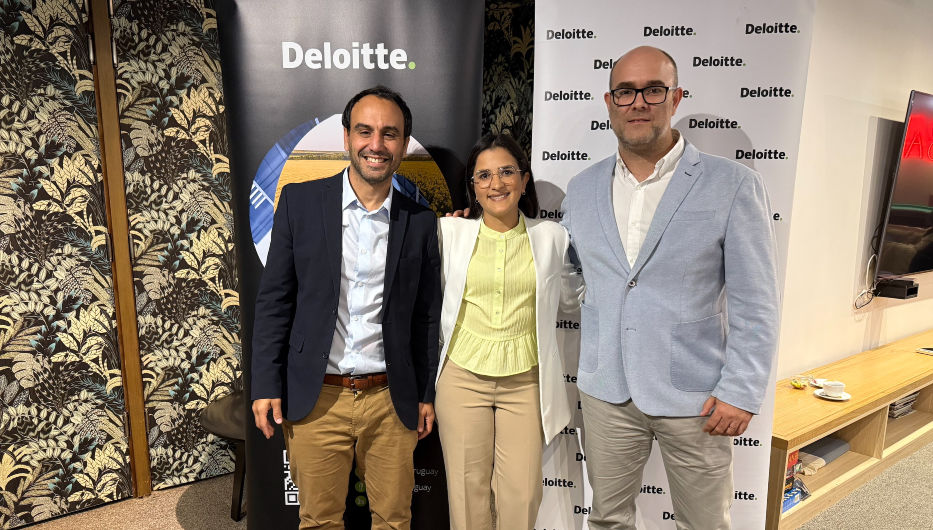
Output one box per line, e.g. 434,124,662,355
436,215,583,444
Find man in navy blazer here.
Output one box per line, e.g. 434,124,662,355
251,86,441,529
562,47,780,529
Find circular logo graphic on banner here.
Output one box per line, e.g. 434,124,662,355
249,115,452,265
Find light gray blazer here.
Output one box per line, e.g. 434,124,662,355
561,142,779,416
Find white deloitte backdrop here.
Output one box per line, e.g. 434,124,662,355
531,2,814,529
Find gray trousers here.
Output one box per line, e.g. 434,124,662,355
580,391,734,530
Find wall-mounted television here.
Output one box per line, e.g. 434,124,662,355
876,90,933,279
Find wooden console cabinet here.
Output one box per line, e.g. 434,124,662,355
766,329,933,529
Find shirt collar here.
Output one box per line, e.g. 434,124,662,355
479,214,527,240
615,130,685,184
341,168,393,216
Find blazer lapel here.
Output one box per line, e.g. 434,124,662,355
445,218,480,325
525,215,542,270
451,219,481,296
383,196,409,301
630,143,703,278
322,176,342,297
525,215,547,304
595,163,631,273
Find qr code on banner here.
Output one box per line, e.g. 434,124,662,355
283,450,299,506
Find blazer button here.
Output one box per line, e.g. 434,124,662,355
322,352,328,358
627,280,637,287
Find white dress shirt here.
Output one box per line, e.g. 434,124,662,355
612,132,685,267
327,170,393,375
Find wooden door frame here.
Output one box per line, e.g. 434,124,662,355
88,0,152,497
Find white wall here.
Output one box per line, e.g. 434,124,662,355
778,0,933,378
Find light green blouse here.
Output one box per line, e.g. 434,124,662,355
447,216,538,376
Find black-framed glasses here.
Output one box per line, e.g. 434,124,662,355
609,86,673,106
471,166,521,188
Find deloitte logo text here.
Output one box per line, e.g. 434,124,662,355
282,42,415,70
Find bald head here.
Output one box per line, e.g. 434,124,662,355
602,45,683,161
609,46,678,89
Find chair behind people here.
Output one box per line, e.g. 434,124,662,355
200,389,247,521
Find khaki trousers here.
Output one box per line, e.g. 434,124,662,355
580,391,734,530
283,384,418,530
435,361,543,530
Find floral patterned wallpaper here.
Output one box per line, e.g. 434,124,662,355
0,1,132,526
482,0,535,154
111,0,241,490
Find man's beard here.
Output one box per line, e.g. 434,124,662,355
616,121,664,153
349,149,397,185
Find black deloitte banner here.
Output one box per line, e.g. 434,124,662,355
216,1,484,527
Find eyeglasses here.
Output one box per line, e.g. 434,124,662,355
471,166,521,188
609,86,673,107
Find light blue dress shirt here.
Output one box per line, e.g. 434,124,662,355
327,170,392,375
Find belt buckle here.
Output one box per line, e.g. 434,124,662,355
348,374,368,393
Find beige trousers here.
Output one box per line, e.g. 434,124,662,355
435,361,544,530
580,391,734,530
283,384,418,530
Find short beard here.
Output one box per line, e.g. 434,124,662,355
616,123,664,154
349,153,396,185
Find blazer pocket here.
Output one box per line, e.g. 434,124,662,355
670,313,725,392
578,302,598,373
289,329,304,353
670,210,715,222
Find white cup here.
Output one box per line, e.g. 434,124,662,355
822,380,845,398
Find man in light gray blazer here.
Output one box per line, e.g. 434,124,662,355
561,46,779,529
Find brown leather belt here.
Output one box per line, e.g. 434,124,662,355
322,373,388,392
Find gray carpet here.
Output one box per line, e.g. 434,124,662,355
799,440,933,530
27,440,933,529
31,474,247,530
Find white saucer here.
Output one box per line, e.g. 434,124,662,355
814,389,850,401
809,378,827,388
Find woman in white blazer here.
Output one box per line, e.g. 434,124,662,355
434,133,582,530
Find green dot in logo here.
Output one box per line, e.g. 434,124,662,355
408,61,416,70
354,481,366,493
355,495,368,507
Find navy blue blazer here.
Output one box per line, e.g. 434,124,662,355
251,173,441,430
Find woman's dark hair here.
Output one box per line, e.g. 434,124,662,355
464,133,539,220
342,85,412,138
